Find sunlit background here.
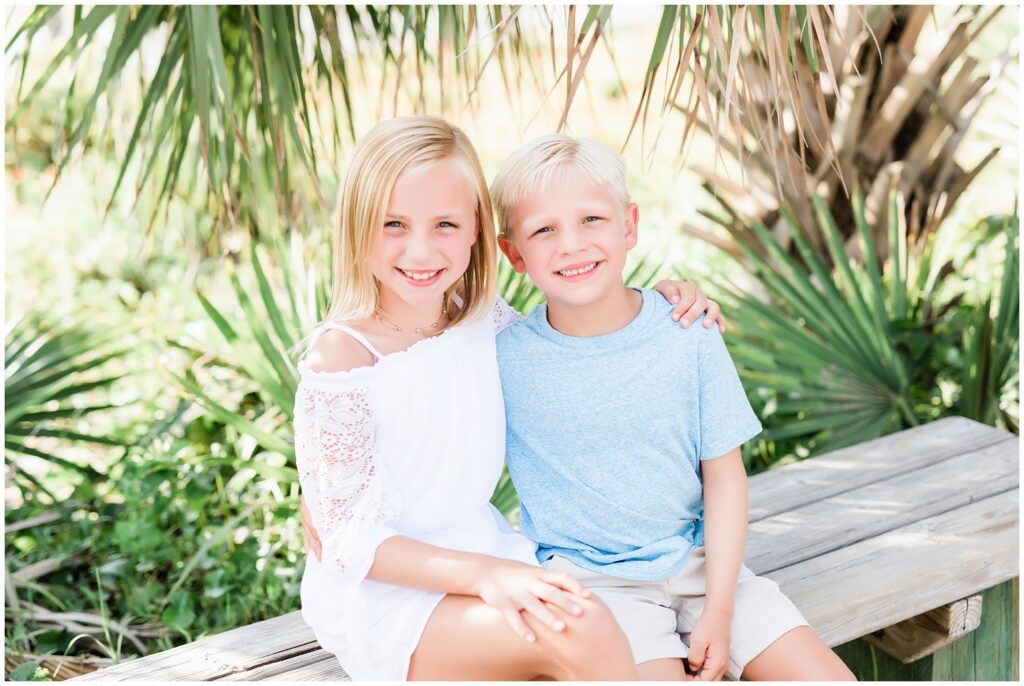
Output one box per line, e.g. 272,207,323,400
4,5,1019,679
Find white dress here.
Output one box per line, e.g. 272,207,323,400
295,297,538,681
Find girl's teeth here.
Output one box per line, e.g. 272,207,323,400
559,263,597,277
401,269,440,281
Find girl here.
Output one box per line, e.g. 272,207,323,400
294,116,724,680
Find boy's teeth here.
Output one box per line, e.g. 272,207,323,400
558,262,597,277
400,269,440,281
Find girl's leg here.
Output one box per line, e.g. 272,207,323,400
637,658,690,680
409,593,638,680
740,626,856,681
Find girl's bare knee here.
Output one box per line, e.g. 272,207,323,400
557,598,636,678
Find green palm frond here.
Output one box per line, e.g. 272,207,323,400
721,189,927,456
5,315,135,499
7,5,865,233
960,213,1019,429
721,186,1019,458
166,231,330,462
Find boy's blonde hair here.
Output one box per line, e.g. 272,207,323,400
295,117,497,358
490,133,631,237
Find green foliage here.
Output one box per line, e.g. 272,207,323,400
5,434,304,664
959,214,1019,431
719,190,1019,467
168,232,330,466
5,314,133,501
7,660,50,681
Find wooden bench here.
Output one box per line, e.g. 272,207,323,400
75,416,1019,680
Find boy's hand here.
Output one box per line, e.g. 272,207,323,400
472,559,591,643
687,607,731,680
653,280,726,333
300,496,323,561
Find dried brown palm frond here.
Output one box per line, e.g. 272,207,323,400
674,5,1016,270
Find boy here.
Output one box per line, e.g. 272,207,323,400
489,134,855,681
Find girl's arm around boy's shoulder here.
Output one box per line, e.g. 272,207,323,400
306,329,376,373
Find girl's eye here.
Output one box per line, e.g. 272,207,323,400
383,221,404,232
532,226,553,237
438,221,458,229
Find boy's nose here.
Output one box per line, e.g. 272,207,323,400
556,227,586,254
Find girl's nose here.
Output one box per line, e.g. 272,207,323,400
404,231,433,261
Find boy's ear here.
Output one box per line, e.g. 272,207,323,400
498,234,528,274
624,203,640,250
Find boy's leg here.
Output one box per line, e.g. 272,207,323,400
543,556,690,679
671,548,847,681
739,625,856,681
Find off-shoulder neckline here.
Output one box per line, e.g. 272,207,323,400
297,317,470,382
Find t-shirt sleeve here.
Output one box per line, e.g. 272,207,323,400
697,321,763,460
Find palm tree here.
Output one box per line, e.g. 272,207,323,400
6,4,871,237
684,5,1016,268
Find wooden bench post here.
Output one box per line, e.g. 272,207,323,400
864,595,983,663
834,578,1019,680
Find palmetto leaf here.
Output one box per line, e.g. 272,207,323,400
5,315,133,494
179,236,322,461
720,189,929,456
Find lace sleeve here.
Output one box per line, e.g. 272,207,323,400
294,379,400,582
492,295,525,333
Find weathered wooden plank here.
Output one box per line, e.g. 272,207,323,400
214,647,347,681
745,437,1018,574
747,416,1009,522
863,595,983,663
767,489,1019,647
73,612,321,681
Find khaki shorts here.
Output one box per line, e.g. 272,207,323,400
543,548,809,679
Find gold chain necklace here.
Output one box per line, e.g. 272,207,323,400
374,305,447,335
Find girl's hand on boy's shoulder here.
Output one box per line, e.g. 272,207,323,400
687,607,731,681
652,280,727,333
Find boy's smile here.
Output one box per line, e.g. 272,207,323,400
554,259,604,280
499,166,641,336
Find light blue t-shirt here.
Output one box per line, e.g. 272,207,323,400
496,288,762,581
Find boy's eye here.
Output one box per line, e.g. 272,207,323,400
583,216,603,223
532,226,553,237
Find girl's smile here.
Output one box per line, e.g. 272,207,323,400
396,267,446,286
371,158,479,323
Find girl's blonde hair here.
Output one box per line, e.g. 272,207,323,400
490,133,630,237
294,117,497,359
